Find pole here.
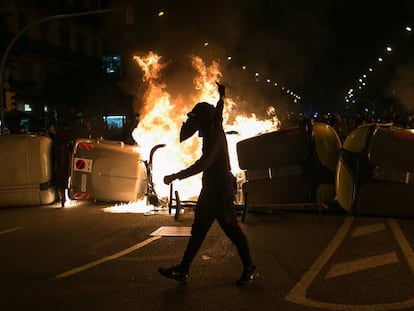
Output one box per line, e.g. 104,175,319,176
0,8,125,132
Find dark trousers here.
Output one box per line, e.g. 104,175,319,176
180,188,253,271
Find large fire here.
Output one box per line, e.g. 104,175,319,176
104,51,279,213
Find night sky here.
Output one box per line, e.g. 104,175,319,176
114,0,414,115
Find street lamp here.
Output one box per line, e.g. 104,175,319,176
0,6,134,131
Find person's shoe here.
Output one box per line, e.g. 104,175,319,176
237,265,257,286
158,265,189,283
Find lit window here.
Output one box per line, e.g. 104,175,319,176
102,55,121,74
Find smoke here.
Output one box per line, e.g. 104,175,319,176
388,63,414,111
116,0,335,118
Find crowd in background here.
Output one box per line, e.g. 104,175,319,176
293,109,414,143
3,108,414,147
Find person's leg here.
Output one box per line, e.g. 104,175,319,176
158,191,215,282
217,196,256,285
217,198,253,268
179,192,216,271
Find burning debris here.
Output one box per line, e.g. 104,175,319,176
107,51,280,213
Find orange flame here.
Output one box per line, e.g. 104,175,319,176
131,51,279,204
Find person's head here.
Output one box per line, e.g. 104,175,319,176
48,124,56,134
180,102,216,142
335,113,343,121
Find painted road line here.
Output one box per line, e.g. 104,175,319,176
388,218,414,274
54,236,161,279
0,227,23,235
285,216,414,310
352,223,386,238
285,216,354,306
325,252,398,279
150,226,191,237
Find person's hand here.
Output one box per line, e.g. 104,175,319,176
216,82,225,97
164,174,177,185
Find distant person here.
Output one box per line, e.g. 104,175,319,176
333,112,350,142
46,123,69,206
2,127,10,135
406,114,414,129
319,112,331,124
353,112,364,128
47,124,59,201
47,124,57,140
158,82,257,285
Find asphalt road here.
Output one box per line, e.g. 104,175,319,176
1,202,414,311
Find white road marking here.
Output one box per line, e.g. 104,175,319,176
286,216,414,310
285,216,353,307
0,227,23,235
325,252,398,279
54,236,161,279
150,226,191,237
388,219,414,274
352,223,386,238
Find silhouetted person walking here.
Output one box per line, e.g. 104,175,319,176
158,82,256,285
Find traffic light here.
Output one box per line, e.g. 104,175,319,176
5,90,16,111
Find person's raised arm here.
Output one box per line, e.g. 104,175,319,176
215,82,225,121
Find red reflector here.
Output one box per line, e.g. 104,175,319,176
393,131,414,140
74,193,90,199
78,143,94,151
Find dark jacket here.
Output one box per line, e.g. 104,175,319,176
174,97,233,193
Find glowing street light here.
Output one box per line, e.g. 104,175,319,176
386,46,392,52
406,26,412,32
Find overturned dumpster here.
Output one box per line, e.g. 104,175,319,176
336,123,414,217
0,134,56,207
69,139,147,203
237,122,341,220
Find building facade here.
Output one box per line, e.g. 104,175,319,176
0,0,132,139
